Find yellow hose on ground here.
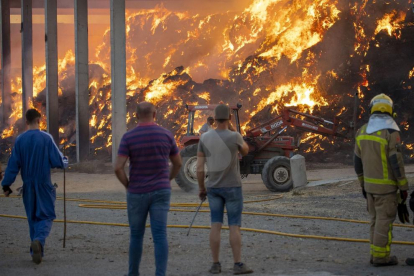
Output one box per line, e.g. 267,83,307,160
1,214,414,246
2,194,414,245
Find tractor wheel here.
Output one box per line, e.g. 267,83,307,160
175,144,205,192
261,156,293,192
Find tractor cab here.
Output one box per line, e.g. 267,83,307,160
180,104,243,147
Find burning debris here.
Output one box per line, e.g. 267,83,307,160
1,0,414,163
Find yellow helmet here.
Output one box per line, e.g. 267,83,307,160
369,93,393,116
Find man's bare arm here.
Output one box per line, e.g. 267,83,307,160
197,151,207,200
114,155,129,189
239,140,249,156
169,153,182,180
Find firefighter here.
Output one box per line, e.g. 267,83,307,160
354,93,409,266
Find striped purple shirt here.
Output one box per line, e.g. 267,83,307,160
118,122,179,194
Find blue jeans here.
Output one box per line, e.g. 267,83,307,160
127,189,171,276
207,187,243,226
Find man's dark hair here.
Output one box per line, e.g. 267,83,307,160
215,119,228,124
26,109,41,124
207,117,214,122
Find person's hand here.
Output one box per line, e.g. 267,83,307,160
362,188,367,199
401,190,408,202
0,171,4,181
63,156,69,168
2,186,12,197
199,189,207,201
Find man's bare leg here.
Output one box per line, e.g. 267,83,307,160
210,223,222,263
229,225,242,263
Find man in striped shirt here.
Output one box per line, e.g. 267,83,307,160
114,102,182,276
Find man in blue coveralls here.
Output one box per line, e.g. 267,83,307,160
2,109,68,264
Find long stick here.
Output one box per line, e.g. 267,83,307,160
63,142,67,248
187,199,205,236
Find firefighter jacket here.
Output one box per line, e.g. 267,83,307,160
354,124,408,194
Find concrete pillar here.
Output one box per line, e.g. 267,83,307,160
1,0,11,124
21,0,33,116
110,0,126,164
45,0,59,143
75,0,89,162
291,154,308,188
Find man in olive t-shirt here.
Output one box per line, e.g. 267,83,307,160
197,104,253,275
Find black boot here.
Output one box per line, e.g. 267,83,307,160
406,258,414,266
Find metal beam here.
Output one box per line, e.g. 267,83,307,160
1,0,11,125
75,0,89,162
21,0,32,117
110,0,126,164
45,0,58,143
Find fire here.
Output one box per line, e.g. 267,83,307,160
251,75,327,117
1,126,15,139
405,143,414,158
197,92,210,102
144,68,187,103
1,0,413,161
374,10,405,37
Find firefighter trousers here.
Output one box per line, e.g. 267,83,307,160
367,192,398,263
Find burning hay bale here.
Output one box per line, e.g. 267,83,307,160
1,0,414,163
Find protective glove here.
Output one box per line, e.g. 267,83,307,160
2,186,12,197
397,190,410,224
63,156,69,168
362,188,367,199
409,191,414,225
409,191,414,213
401,190,408,202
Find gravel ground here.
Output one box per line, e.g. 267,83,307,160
1,165,414,276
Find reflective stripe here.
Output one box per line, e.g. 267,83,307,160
381,144,388,180
371,245,390,258
364,177,396,185
398,179,408,186
361,125,367,134
372,223,393,259
377,131,381,135
357,133,391,185
356,135,388,148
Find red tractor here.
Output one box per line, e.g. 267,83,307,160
175,104,354,192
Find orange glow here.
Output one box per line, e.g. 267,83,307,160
1,0,411,156
374,10,405,37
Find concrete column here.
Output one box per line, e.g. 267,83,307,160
75,0,89,162
110,0,126,164
291,154,308,188
45,0,59,143
21,0,33,116
1,0,11,124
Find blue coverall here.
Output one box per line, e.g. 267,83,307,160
1,129,67,254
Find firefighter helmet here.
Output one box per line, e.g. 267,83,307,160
369,94,394,116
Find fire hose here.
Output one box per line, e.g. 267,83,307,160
1,194,414,245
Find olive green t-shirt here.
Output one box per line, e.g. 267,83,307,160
197,129,244,188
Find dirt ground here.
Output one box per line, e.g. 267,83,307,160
1,164,414,276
